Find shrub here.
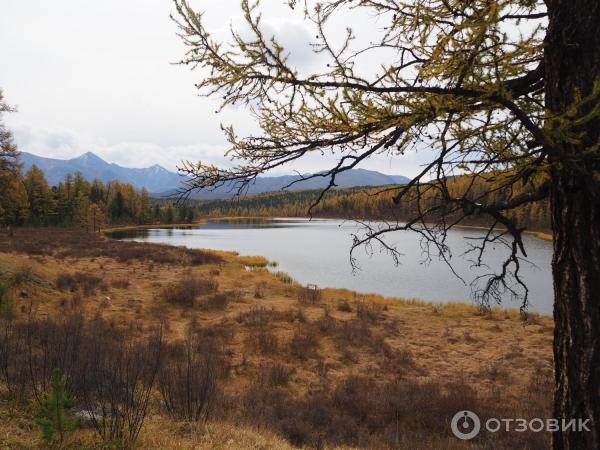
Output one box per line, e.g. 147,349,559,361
258,362,294,387
245,330,279,354
200,293,229,311
0,227,223,266
254,281,267,299
160,274,218,307
337,300,352,312
356,301,386,322
158,334,226,422
196,320,236,344
289,329,319,360
297,284,322,304
75,326,163,447
0,313,162,448
55,273,77,292
55,272,104,295
10,265,35,287
236,306,273,327
111,278,131,289
335,319,372,347
314,309,337,335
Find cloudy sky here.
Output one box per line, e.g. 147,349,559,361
1,0,425,176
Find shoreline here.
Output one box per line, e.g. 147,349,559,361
106,215,553,241
0,226,554,449
102,217,552,318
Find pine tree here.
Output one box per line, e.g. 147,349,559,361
109,190,126,221
37,368,81,446
24,165,52,225
165,203,175,224
139,188,152,224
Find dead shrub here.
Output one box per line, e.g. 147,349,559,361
383,346,414,371
297,284,322,304
337,300,352,312
356,301,386,322
75,325,164,447
236,306,273,327
196,320,236,345
276,308,307,324
254,281,267,299
314,309,337,335
9,266,35,287
258,362,294,387
289,328,320,360
200,293,229,311
245,330,279,354
336,319,372,347
0,313,162,447
56,272,77,291
111,278,131,289
0,227,223,266
160,274,218,307
157,333,227,422
56,272,104,296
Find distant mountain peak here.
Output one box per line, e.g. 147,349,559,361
149,164,169,172
20,151,410,199
20,151,181,193
75,151,103,162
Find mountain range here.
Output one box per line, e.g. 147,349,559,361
20,152,410,199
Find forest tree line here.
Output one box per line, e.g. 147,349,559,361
1,159,551,233
196,174,551,232
0,160,196,229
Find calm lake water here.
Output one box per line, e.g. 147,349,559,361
108,218,554,314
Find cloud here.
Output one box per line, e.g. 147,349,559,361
10,124,232,172
223,15,325,71
11,123,431,179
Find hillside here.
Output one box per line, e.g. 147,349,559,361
196,176,552,232
158,168,411,200
20,152,410,198
20,152,181,193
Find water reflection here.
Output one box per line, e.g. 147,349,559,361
107,218,554,314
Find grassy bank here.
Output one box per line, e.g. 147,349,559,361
0,227,553,449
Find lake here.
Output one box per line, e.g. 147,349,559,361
108,218,554,314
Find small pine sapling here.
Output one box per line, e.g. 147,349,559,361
37,368,81,446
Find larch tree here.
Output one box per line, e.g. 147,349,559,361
172,1,599,447
0,89,19,173
0,89,29,225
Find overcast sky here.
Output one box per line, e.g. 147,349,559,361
0,0,425,176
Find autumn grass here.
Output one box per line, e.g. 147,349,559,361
236,255,270,267
0,227,554,449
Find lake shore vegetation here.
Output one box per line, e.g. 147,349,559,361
0,227,553,449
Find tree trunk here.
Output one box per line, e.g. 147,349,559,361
545,1,600,448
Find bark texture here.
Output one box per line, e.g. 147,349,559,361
545,0,600,448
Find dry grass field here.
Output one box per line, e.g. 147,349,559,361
0,227,553,449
